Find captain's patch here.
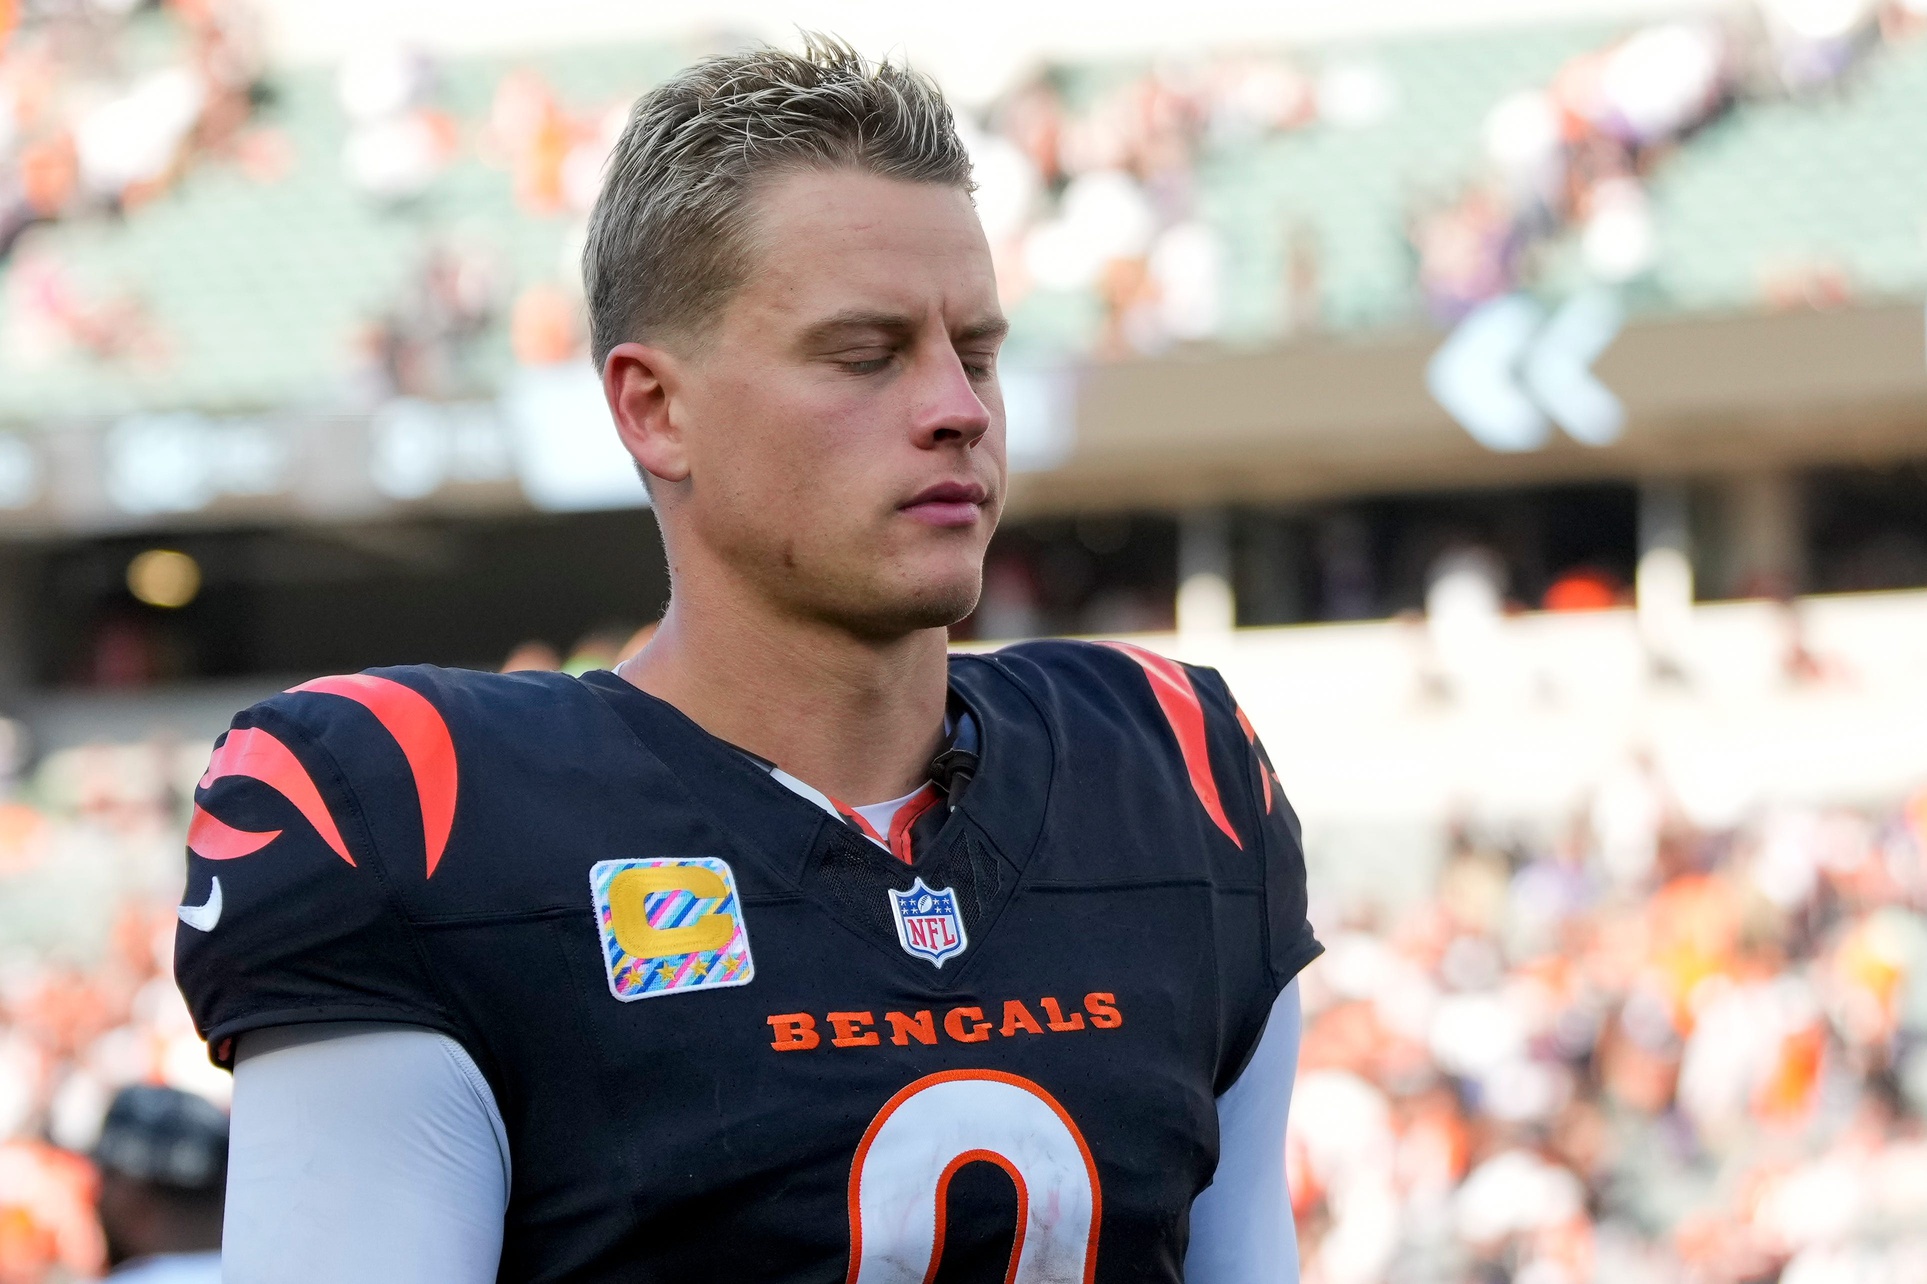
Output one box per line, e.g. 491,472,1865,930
590,857,754,1001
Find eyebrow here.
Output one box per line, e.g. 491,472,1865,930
798,310,1011,348
957,317,1011,344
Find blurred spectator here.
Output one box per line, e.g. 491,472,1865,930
89,1086,223,1282
1762,0,1880,89
500,639,562,673
501,623,654,676
1542,566,1627,611
1412,188,1522,325
1425,545,1528,704
559,625,649,675
509,282,584,367
0,1140,102,1282
353,235,503,401
338,44,455,202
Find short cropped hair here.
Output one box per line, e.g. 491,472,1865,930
583,34,973,368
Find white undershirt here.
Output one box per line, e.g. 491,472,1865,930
221,985,1301,1282
850,784,929,842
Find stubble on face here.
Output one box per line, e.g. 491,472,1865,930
669,168,1008,642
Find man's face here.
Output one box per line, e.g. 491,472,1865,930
653,168,1007,638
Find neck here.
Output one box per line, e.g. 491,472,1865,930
617,579,950,806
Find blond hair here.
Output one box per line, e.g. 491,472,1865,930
583,34,973,367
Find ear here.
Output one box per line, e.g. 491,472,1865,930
603,341,691,486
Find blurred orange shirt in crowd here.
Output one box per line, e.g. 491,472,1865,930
0,1144,102,1283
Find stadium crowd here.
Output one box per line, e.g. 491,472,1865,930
1294,776,1927,1284
1412,0,1927,323
0,724,215,1282
13,0,1922,395
1,687,1925,1280
334,0,1927,382
0,0,270,366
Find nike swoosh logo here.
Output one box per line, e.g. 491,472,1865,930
178,877,222,932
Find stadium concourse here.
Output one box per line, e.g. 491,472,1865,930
4,0,1927,1281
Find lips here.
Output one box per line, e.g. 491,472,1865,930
899,480,989,529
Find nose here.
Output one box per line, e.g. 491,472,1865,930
909,344,993,452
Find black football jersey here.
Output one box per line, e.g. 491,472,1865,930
175,639,1320,1282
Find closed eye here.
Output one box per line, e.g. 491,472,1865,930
828,345,898,374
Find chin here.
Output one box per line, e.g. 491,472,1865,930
775,537,987,638
880,579,981,633
906,588,981,631
832,569,982,638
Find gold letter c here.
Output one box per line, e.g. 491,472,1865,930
608,866,735,959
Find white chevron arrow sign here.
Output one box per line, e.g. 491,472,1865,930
1426,288,1626,453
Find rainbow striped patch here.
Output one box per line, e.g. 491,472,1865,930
589,857,755,1002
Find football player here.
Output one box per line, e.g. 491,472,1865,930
177,36,1320,1283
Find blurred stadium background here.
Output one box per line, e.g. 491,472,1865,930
3,0,1927,1278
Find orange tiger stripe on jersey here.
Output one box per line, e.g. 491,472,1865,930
1099,642,1242,848
291,674,458,877
1233,704,1275,814
190,727,353,865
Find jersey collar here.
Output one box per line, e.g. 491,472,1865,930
577,657,1050,884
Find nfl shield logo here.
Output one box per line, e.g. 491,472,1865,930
888,878,968,968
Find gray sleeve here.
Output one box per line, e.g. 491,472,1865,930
223,1024,509,1284
1184,980,1304,1284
